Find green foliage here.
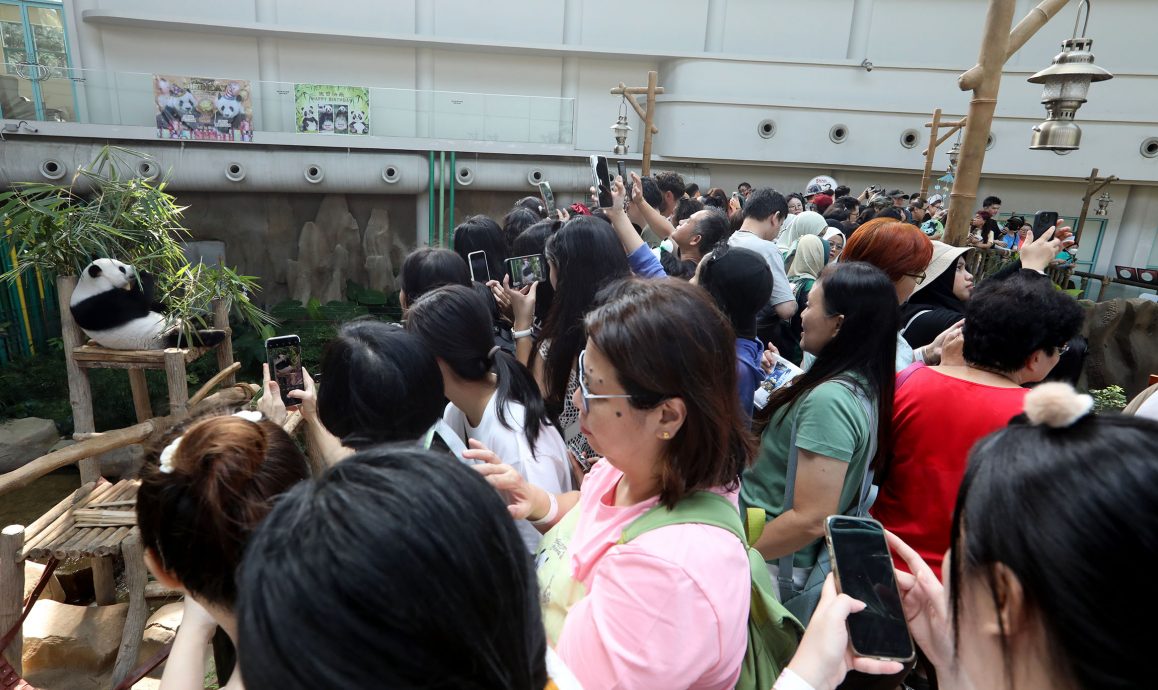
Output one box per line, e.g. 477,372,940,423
0,145,273,340
1090,385,1127,413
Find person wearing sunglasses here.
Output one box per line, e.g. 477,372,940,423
872,270,1084,581
470,278,756,690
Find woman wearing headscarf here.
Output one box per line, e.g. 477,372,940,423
777,210,829,259
784,234,828,365
900,241,974,351
822,227,845,262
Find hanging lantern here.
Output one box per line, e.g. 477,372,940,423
1094,190,1112,216
946,140,961,174
611,113,631,154
1027,1,1113,151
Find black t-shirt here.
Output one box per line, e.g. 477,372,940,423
901,307,964,351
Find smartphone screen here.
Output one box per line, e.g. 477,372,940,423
537,181,557,218
1031,210,1059,241
590,155,614,208
468,250,490,283
266,335,304,407
826,516,915,661
505,254,546,289
618,161,633,207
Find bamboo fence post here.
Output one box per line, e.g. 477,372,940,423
56,276,99,484
164,348,189,419
0,525,24,677
945,0,1018,246
920,108,942,199
959,0,1073,90
641,70,659,177
127,369,153,423
110,529,147,688
212,299,235,386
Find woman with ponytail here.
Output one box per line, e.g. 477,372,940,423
136,412,311,690
406,284,572,551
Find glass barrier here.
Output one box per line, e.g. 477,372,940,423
0,65,576,145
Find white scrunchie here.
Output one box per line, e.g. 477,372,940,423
158,410,263,473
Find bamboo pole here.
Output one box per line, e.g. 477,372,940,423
919,109,942,199
164,348,189,419
641,71,659,177
189,362,242,407
945,0,1019,247
110,529,147,688
127,369,153,424
1073,167,1118,245
57,275,99,484
0,525,24,677
212,298,235,386
959,0,1073,91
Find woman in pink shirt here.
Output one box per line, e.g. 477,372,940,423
473,278,754,690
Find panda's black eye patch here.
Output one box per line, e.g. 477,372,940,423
118,266,126,273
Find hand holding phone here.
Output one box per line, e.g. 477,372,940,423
589,155,614,208
505,254,546,289
468,250,490,282
265,335,305,407
825,516,915,663
1031,210,1060,241
537,181,557,219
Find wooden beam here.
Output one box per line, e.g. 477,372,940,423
959,0,1072,91
641,70,659,177
0,525,24,677
920,108,942,199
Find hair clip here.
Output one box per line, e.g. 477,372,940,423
233,410,263,423
158,436,181,474
1024,382,1094,428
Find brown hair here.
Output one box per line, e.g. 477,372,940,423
136,413,310,607
843,220,933,283
584,278,754,508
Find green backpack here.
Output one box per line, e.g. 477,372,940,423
619,492,805,690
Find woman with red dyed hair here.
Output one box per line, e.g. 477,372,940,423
842,220,937,371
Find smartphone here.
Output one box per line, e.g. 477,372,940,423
467,250,489,282
616,160,633,201
505,254,546,289
265,335,305,407
537,180,557,219
589,155,614,208
1031,210,1059,241
825,516,915,662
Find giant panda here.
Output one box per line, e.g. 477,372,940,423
69,258,225,351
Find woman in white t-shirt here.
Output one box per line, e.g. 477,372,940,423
406,284,572,551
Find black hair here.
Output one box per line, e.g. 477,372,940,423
950,412,1158,690
406,285,554,449
737,182,751,192
317,321,446,448
698,244,772,339
238,445,547,690
399,247,471,307
538,216,630,410
691,208,732,255
513,195,547,218
832,185,851,199
787,192,806,205
872,207,904,221
760,262,897,473
824,206,851,222
742,188,788,223
685,182,700,197
963,273,1084,373
672,196,703,226
653,170,686,200
982,195,1002,207
833,195,861,212
501,207,541,252
511,219,560,323
452,215,508,280
639,175,662,210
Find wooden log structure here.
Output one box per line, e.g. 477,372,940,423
0,526,24,677
610,71,664,176
110,529,148,689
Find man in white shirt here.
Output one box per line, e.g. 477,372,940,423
727,188,796,322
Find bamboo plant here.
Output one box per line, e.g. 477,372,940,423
0,146,273,340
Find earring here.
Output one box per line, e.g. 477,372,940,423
660,431,671,440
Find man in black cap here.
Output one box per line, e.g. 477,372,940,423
887,189,912,221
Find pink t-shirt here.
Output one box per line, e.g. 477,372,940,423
556,461,750,690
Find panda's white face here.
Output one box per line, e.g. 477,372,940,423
216,96,241,120
177,92,196,114
77,258,135,297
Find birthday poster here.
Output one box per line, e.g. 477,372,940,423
154,74,253,141
294,83,370,135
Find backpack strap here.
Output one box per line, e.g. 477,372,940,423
896,362,926,391
900,309,932,338
618,491,747,547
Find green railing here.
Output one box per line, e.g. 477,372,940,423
0,232,60,365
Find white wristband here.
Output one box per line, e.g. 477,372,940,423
513,328,534,339
773,669,817,690
531,491,559,525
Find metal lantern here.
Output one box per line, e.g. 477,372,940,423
1027,2,1113,151
947,140,961,173
1094,190,1112,216
611,113,631,154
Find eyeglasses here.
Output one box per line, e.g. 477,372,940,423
906,271,927,285
577,349,633,413
1055,343,1071,356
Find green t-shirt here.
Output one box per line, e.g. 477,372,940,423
739,376,875,569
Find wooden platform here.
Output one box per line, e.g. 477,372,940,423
73,342,211,370
21,478,139,561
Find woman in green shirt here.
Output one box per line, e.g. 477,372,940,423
740,261,898,623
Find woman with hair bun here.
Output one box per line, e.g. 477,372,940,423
136,412,311,690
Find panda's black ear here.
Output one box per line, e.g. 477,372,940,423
88,263,102,278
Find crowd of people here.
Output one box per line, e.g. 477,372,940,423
133,169,1157,690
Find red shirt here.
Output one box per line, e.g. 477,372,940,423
872,367,1027,579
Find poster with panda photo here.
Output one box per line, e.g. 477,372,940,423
294,83,370,135
154,74,253,142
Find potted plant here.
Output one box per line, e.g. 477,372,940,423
0,145,272,346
